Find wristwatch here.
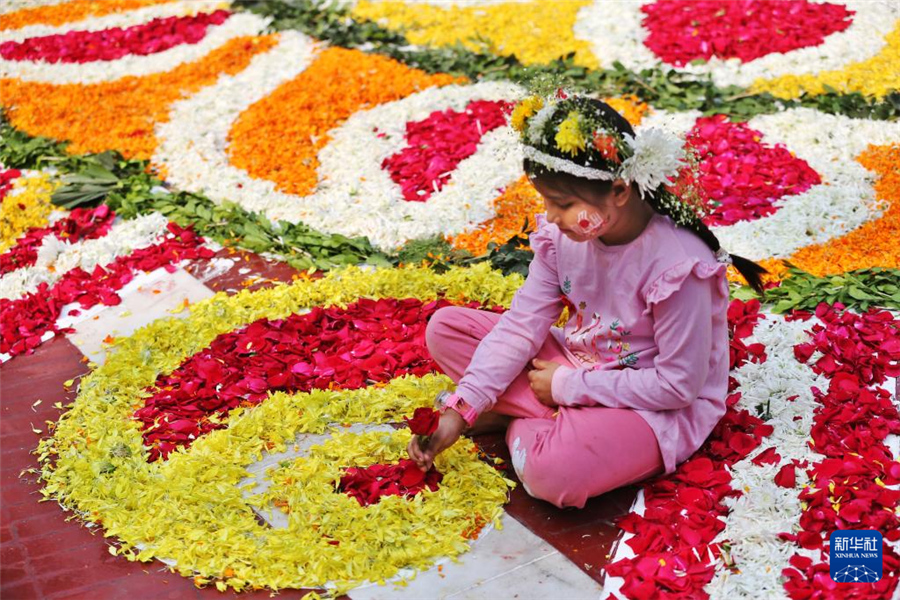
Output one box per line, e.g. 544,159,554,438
435,390,478,427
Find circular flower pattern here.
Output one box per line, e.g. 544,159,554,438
639,107,900,261
575,0,899,93
136,296,501,461
3,1,897,596
154,31,528,251
38,263,521,593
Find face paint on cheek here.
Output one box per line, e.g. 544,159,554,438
571,209,606,236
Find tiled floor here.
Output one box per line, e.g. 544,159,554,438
1,252,640,599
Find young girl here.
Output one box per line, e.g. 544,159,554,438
407,94,766,509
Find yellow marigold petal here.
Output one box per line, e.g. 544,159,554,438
751,21,900,99
227,47,464,197
0,35,279,160
555,111,586,156
0,172,58,252
510,96,543,133
351,0,599,68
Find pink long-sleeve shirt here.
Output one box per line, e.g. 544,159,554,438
454,211,730,475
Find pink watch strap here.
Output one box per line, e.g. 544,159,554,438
442,392,478,427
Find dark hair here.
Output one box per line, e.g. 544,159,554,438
524,98,768,296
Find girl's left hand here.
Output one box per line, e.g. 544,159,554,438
528,358,562,406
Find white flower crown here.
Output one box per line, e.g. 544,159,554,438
512,92,687,198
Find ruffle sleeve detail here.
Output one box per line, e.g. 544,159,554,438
529,213,557,263
642,259,728,316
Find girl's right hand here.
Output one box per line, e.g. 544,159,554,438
407,410,467,472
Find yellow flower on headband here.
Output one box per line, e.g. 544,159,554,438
555,111,586,156
510,96,544,132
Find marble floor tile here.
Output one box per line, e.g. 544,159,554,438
350,515,601,600
241,423,397,529
65,268,215,365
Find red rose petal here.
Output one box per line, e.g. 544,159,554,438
774,464,796,488
405,407,441,437
641,0,853,66
383,99,514,202
683,115,821,227
0,11,230,64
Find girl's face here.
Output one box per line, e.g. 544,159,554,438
531,177,629,243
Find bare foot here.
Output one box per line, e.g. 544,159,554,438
463,411,512,436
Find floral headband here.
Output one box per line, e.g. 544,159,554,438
512,90,716,235
511,91,686,199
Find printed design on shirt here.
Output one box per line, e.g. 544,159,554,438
561,275,572,295
559,290,639,368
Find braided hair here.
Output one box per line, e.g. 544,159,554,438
523,98,768,295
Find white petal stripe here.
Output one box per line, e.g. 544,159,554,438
0,1,223,43
639,108,900,261
154,31,528,252
574,0,900,89
0,212,170,300
705,314,824,598
0,11,269,84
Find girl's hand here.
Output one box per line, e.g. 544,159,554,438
407,410,467,472
528,358,562,406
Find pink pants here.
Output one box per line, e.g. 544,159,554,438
426,306,664,509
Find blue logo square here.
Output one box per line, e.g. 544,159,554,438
830,530,883,583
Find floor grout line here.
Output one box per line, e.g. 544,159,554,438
443,550,561,598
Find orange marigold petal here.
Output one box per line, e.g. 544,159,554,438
602,94,650,127
448,176,544,256
0,0,175,31
226,47,465,197
786,144,900,276
0,34,279,160
726,144,900,285
726,258,787,286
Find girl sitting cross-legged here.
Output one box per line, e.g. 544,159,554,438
408,93,766,509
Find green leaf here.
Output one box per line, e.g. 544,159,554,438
847,286,875,300
772,300,797,313
729,285,759,301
